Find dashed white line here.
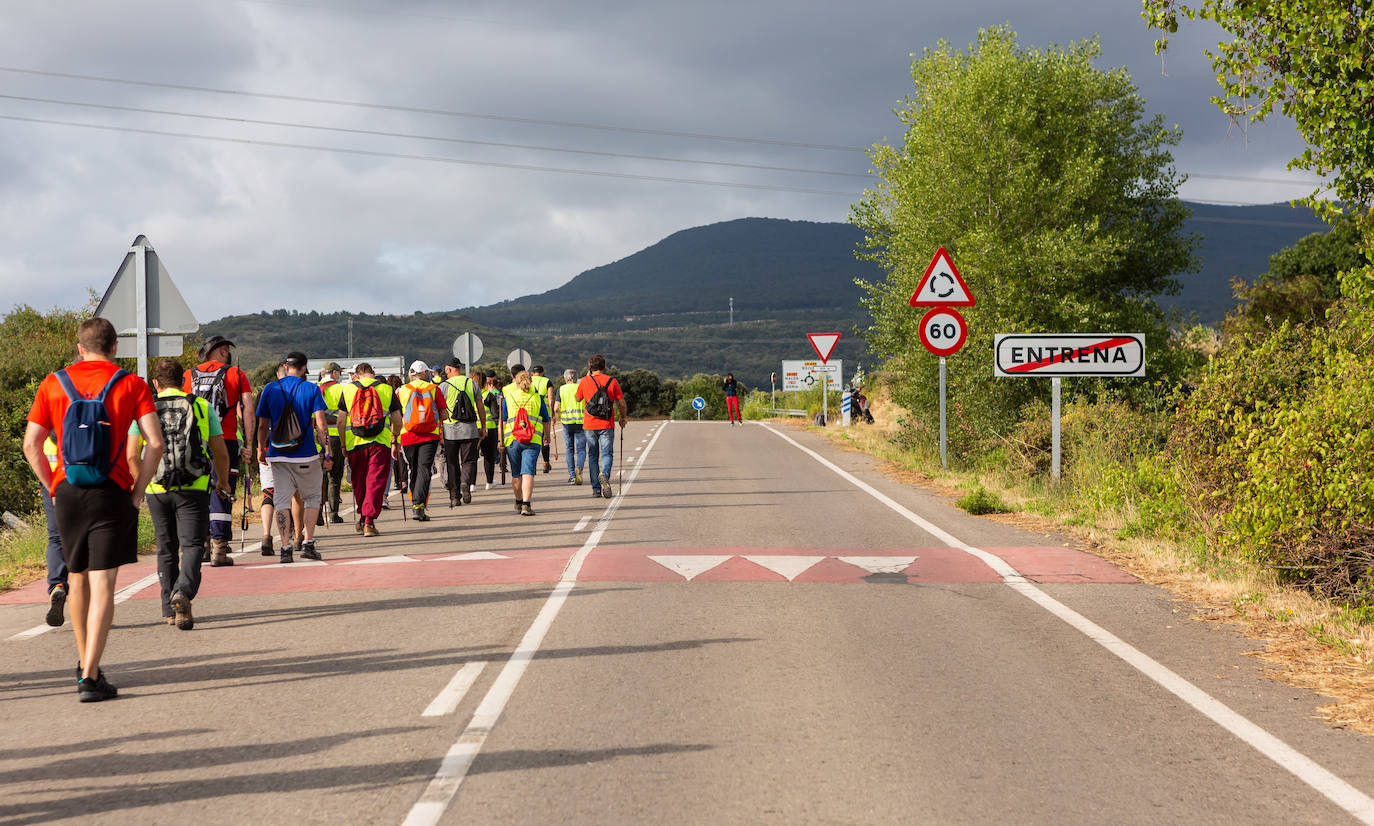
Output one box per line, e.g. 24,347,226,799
574,516,591,532
421,661,487,718
401,421,671,826
760,422,1374,825
8,570,161,641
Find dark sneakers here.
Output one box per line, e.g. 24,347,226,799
45,583,66,627
520,503,535,516
279,546,295,564
299,541,322,561
261,536,275,556
170,591,193,631
77,671,118,703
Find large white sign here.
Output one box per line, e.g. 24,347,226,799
994,334,1145,377
306,356,406,382
782,360,843,391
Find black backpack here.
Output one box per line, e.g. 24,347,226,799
190,365,231,420
446,377,478,424
269,380,307,452
153,395,210,488
585,376,614,420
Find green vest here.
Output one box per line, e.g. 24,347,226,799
501,384,546,447
340,378,396,448
147,389,214,493
531,375,550,398
440,375,482,425
558,382,585,424
320,379,344,437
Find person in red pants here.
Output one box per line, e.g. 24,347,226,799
723,373,741,426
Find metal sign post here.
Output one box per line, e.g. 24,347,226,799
939,357,947,469
1051,377,1062,480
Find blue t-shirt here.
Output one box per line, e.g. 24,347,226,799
255,375,327,460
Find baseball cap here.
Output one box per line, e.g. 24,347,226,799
283,351,308,367
409,359,432,374
200,335,235,358
321,361,342,373
484,369,497,378
447,357,464,369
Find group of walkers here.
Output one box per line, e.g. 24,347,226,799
21,316,627,702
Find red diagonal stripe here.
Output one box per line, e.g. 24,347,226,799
1005,337,1137,373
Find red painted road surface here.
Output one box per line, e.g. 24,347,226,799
0,545,1134,604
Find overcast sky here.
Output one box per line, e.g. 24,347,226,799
0,0,1318,323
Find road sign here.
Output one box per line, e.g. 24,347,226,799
782,360,843,392
807,332,841,364
506,349,532,370
910,247,975,307
918,308,969,356
994,334,1145,377
94,236,199,377
452,332,483,367
691,397,705,410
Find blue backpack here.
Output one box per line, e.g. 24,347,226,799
54,367,128,487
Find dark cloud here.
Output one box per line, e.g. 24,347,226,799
0,0,1319,321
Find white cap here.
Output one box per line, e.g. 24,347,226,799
409,360,431,374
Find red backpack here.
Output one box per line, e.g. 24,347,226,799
349,380,387,439
511,405,535,444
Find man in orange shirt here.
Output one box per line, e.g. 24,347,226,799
23,318,164,702
184,335,255,566
574,354,627,500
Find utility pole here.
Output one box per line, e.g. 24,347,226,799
347,318,354,358
729,296,734,327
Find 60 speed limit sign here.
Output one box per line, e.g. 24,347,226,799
918,307,968,356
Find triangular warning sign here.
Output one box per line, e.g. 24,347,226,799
807,332,841,363
910,247,975,307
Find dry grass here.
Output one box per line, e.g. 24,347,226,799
803,387,1374,735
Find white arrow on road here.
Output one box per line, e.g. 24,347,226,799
837,556,918,575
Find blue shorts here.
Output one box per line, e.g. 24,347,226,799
506,441,541,477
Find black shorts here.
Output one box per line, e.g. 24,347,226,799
53,481,139,573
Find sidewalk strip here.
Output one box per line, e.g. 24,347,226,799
402,422,671,826
761,422,1374,825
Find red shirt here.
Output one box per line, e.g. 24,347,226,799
575,373,623,431
27,360,156,494
183,360,253,439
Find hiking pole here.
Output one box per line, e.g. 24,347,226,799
239,463,251,554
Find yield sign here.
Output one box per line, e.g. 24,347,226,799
910,247,975,307
807,332,841,363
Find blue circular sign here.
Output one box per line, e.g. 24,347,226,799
691,396,705,410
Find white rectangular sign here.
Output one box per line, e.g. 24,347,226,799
994,334,1145,378
305,356,406,383
782,360,843,391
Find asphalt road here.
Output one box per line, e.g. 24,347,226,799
4,420,1374,825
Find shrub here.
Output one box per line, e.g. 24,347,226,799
957,484,1011,515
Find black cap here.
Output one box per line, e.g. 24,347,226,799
447,357,464,369
200,335,235,359
284,351,308,367
484,369,497,378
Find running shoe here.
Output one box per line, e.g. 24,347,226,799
45,583,66,627
520,503,535,516
600,474,613,499
77,672,118,703
170,591,193,631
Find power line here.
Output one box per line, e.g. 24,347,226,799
0,92,871,179
0,113,858,196
0,65,866,153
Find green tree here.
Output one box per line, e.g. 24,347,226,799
850,27,1196,451
1143,0,1374,304
0,305,86,514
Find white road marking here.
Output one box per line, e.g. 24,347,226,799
741,555,825,581
574,516,591,532
340,555,418,565
648,555,734,581
421,661,487,718
243,560,328,569
761,423,1374,825
10,571,161,641
434,551,511,562
402,421,671,826
839,556,919,575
